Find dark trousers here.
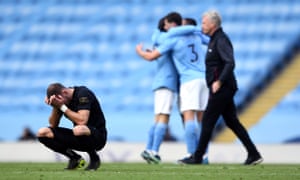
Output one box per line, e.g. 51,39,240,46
39,127,106,159
195,86,259,160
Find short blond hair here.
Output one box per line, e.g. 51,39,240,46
202,10,222,28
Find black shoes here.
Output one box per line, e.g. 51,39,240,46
85,159,101,171
65,157,86,170
178,154,263,165
244,154,263,165
177,155,202,165
65,154,101,170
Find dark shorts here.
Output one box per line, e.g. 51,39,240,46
87,126,107,150
50,126,107,152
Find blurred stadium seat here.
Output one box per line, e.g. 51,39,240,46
249,83,300,143
0,0,299,142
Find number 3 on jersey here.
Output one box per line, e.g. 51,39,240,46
188,44,198,62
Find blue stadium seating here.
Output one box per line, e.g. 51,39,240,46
249,84,300,143
0,0,299,142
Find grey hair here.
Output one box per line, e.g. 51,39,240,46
202,10,222,27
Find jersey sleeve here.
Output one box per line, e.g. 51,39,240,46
193,31,210,45
77,88,92,110
151,30,168,46
151,29,160,45
156,37,177,55
167,25,197,38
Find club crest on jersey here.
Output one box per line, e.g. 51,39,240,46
79,97,89,104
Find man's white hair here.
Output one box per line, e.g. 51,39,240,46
202,10,222,28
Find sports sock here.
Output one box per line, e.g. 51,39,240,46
87,150,99,161
146,124,156,151
184,120,198,154
66,149,81,160
152,122,167,153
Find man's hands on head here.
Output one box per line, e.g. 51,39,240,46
45,95,64,109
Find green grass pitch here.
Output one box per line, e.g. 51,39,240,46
0,162,299,180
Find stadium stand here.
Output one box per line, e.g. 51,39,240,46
249,82,300,143
0,0,299,142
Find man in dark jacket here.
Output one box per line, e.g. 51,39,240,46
178,10,263,165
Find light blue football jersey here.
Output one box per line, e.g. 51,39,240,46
167,25,210,45
151,30,179,93
157,31,207,84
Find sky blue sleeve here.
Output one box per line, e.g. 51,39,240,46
194,31,210,45
151,29,160,44
152,30,168,45
200,33,210,45
165,26,210,44
167,25,198,38
156,37,177,54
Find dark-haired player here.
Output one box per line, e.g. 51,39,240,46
136,12,209,164
140,16,179,164
182,17,197,26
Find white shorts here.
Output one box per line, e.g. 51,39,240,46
179,78,209,112
154,88,175,115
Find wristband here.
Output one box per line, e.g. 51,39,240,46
60,104,68,113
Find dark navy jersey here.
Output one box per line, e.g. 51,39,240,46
68,86,106,131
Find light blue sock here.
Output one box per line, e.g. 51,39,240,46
146,124,156,151
152,122,167,153
184,120,198,154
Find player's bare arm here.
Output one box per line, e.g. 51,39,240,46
48,108,62,128
48,94,89,125
44,96,62,128
136,43,161,60
64,109,90,126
